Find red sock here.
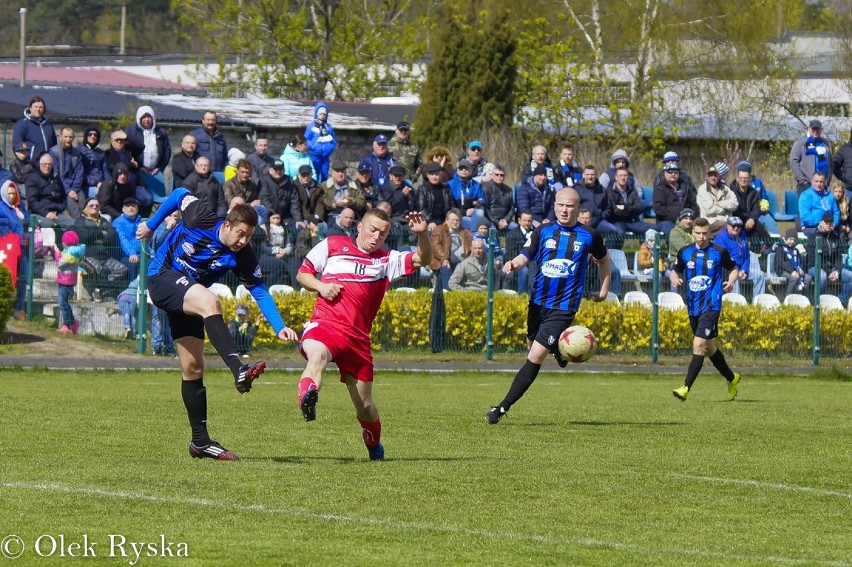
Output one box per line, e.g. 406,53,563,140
358,417,382,449
298,377,317,401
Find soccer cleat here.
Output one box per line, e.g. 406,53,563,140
368,443,385,461
59,325,72,334
189,440,239,461
727,372,741,401
673,385,689,401
71,320,80,335
235,360,266,394
553,350,569,368
485,405,506,424
299,387,319,421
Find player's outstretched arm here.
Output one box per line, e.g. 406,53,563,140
136,188,190,240
407,211,432,268
723,268,739,292
669,269,682,288
248,283,298,341
590,253,611,301
502,254,529,275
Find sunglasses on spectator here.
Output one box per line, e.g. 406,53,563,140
493,173,505,177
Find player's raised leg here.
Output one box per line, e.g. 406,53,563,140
345,376,383,460
298,338,330,421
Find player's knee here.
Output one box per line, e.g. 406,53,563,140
182,364,203,380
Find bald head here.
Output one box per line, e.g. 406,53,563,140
554,188,580,225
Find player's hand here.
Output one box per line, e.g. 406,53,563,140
406,211,427,234
722,280,734,292
136,221,153,240
320,282,343,301
589,292,606,302
277,327,298,341
502,259,515,274
670,275,682,288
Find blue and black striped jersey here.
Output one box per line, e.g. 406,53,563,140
148,192,263,289
673,243,736,316
522,222,607,312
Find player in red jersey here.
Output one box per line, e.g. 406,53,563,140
296,208,431,460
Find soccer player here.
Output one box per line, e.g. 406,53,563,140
485,188,611,424
295,209,431,460
136,188,299,461
669,217,741,401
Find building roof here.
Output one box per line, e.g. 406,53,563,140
0,64,203,93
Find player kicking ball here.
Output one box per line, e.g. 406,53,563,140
295,209,431,460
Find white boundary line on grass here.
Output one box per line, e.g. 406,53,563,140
670,474,852,500
1,481,846,565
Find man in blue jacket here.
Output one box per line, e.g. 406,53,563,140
12,96,57,159
798,171,839,236
189,111,228,171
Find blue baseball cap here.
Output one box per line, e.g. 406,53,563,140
468,140,483,150
374,134,388,144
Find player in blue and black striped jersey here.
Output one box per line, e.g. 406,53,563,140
136,188,299,460
669,217,742,402
485,188,611,424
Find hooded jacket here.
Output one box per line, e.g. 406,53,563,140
13,107,57,158
280,144,315,180
304,103,336,160
599,149,639,193
79,126,110,188
125,106,171,172
0,180,28,238
97,163,137,220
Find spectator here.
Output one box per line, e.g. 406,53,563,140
125,105,171,176
13,96,57,159
259,160,302,228
54,229,85,334
449,238,488,291
775,228,810,295
105,130,140,183
791,119,832,193
355,160,380,209
798,171,839,237
424,146,455,183
473,218,504,262
653,160,698,236
603,166,652,235
80,126,110,195
831,180,852,238
832,126,852,187
229,304,261,359
223,159,265,223
481,164,515,231
462,140,489,181
638,229,667,276
599,149,639,194
712,216,766,298
415,162,453,229
183,156,227,216
385,165,415,226
575,165,617,234
520,145,560,190
516,164,556,224
316,161,366,221
171,135,198,189
190,110,228,171
387,121,422,181
430,208,472,290
504,210,535,293
736,160,779,236
97,162,140,220
27,153,77,228
247,135,275,183
554,142,582,188
362,134,398,190
0,180,28,318
732,163,771,238
447,159,485,230
650,151,696,198
224,148,246,181
806,213,852,305
325,207,357,239
48,127,85,205
304,103,336,182
668,208,696,264
258,211,297,286
697,162,738,236
9,142,35,194
73,197,117,260
117,276,138,339
294,213,326,268
113,197,143,281
279,134,315,180
294,164,321,221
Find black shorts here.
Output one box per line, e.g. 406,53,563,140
147,269,205,340
527,302,576,354
690,310,720,340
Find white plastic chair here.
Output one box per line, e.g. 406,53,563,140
605,291,620,304
658,291,686,310
819,294,844,311
235,284,251,299
208,283,234,300
783,293,811,307
623,291,652,308
394,287,416,293
722,292,747,306
269,284,295,295
608,249,637,282
753,293,780,309
497,289,518,295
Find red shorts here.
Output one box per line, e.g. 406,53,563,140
299,321,374,383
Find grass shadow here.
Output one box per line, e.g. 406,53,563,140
569,420,685,426
247,455,472,464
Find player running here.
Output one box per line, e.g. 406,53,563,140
296,209,431,460
136,188,298,461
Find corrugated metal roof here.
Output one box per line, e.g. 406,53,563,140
0,64,202,93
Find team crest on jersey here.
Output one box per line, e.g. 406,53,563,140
180,195,198,210
544,239,557,249
573,242,583,252
210,259,222,270
253,266,262,279
181,242,194,256
541,259,576,278
707,260,714,268
548,335,556,345
705,328,711,336
687,261,695,269
343,246,350,252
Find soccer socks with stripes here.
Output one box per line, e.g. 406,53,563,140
684,354,704,389
500,360,542,411
181,379,210,445
203,314,243,377
358,417,382,449
710,350,736,382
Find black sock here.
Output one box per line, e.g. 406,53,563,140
203,314,243,377
499,360,542,411
182,379,210,445
684,354,704,389
709,350,735,382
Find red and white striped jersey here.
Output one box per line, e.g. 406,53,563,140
299,236,415,338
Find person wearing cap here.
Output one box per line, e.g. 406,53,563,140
189,110,228,171
223,158,266,224
182,156,227,217
383,164,415,226
361,134,399,189
669,217,741,403
279,134,314,181
113,196,143,281
798,171,839,236
461,140,489,181
171,135,199,190
295,163,322,221
731,162,771,238
697,162,738,236
387,121,422,181
259,159,302,229
79,126,110,193
9,141,35,194
135,187,299,461
48,127,85,204
317,160,366,221
26,153,77,228
650,150,696,197
775,228,811,295
791,118,833,193
712,216,766,299
304,102,336,182
554,142,582,188
415,161,453,229
246,134,275,184
125,105,171,177
603,165,654,236
517,163,558,224
448,158,485,230
12,95,57,159
54,229,86,335
653,159,697,237
354,159,379,208
105,130,139,181
481,164,516,231
668,209,696,265
805,212,852,305
228,304,262,359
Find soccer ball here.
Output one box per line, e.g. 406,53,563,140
558,325,597,363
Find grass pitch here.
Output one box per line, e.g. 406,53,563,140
0,368,849,566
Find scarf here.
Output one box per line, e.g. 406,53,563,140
804,136,829,175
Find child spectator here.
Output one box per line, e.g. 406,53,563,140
224,148,246,181
304,102,336,182
117,276,138,339
228,304,262,358
55,230,86,334
776,228,810,295
9,142,35,193
638,229,668,276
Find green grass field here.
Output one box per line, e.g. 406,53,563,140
0,368,849,566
